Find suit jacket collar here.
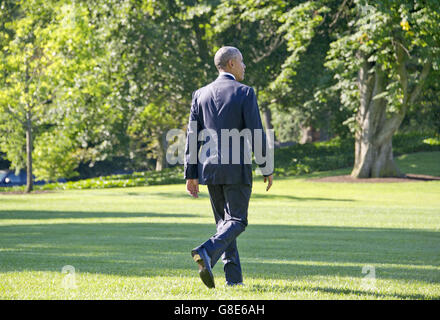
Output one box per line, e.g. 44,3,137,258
217,72,236,81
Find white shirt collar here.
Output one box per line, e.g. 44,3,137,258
219,72,236,80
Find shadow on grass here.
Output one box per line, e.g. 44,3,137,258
124,191,210,199
130,191,356,202
248,283,432,300
0,218,438,299
0,210,199,220
249,193,355,201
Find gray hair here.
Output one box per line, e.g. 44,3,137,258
214,46,241,71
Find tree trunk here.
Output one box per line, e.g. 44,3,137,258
263,108,273,131
351,50,431,178
299,124,320,144
25,110,33,193
155,131,169,171
352,134,403,178
319,111,331,142
262,107,278,143
351,55,404,178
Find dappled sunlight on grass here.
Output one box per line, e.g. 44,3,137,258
1,171,439,299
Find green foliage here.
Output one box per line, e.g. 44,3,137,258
0,0,110,182
0,0,59,173
393,131,440,154
34,166,185,191
210,0,288,92
0,0,439,182
274,136,354,176
270,1,329,92
325,0,440,132
3,131,438,193
33,130,80,181
0,122,26,175
423,138,440,146
274,130,440,177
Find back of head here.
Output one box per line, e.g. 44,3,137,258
214,46,241,71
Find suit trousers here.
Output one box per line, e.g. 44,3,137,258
196,183,252,284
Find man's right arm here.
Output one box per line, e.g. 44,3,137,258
184,91,201,180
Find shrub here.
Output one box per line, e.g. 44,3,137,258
1,131,438,192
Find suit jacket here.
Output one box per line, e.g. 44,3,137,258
184,73,272,185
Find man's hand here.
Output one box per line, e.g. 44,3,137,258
186,179,199,198
263,175,273,192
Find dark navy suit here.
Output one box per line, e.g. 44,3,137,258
184,73,271,284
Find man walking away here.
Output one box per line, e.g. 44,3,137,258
184,46,273,288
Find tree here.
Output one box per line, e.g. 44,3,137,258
123,0,218,171
209,0,349,144
265,0,333,143
325,0,439,177
0,0,110,188
209,0,288,139
231,0,438,177
0,0,58,192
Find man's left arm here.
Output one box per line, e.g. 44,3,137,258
243,87,274,190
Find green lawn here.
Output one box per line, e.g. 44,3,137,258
395,151,440,177
0,152,439,299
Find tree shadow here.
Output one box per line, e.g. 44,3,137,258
249,193,355,201
158,192,209,199
248,283,432,300
137,191,355,202
0,210,199,220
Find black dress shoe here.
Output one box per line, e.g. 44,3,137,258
191,248,215,289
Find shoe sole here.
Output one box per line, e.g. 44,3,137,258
192,252,215,289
